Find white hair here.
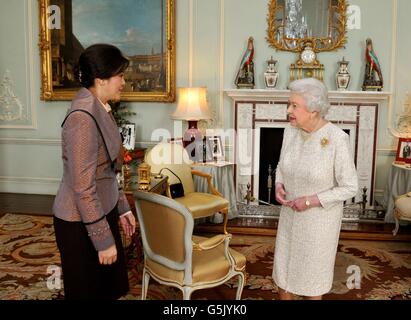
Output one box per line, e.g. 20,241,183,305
289,78,330,117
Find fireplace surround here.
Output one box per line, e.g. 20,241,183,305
226,89,391,219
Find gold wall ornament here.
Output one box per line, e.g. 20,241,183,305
38,0,176,102
266,0,348,53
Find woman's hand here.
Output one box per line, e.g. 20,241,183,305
120,212,136,238
98,244,117,265
291,195,321,212
275,183,294,207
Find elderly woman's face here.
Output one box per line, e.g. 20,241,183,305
287,93,311,128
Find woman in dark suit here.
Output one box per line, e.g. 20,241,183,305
53,44,136,300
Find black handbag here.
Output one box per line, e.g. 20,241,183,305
158,168,185,199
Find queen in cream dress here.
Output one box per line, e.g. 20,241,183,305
272,79,358,298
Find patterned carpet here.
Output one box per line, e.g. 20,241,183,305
1,213,410,300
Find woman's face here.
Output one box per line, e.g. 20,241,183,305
287,93,312,128
105,72,126,101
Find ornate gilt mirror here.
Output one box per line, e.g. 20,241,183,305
266,0,348,53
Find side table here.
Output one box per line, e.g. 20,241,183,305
383,162,411,223
125,174,168,213
191,161,238,223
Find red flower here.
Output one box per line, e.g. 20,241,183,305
123,150,133,164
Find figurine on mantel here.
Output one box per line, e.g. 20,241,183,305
336,57,351,91
264,57,279,89
362,38,383,91
235,37,255,89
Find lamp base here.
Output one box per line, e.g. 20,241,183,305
183,121,203,161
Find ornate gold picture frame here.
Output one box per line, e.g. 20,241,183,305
39,0,176,102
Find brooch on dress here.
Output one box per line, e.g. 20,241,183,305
321,137,329,147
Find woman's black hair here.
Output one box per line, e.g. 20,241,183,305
75,44,129,88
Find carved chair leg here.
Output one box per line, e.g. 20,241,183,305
236,272,245,300
393,217,400,236
221,207,229,234
141,269,150,300
182,287,193,300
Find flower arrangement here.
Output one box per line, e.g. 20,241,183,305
122,148,139,167
123,149,133,164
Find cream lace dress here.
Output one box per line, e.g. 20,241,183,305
272,122,358,296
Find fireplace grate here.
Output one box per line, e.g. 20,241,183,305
237,202,386,223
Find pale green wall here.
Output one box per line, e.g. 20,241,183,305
0,0,409,199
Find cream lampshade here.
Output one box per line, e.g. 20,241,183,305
171,87,212,145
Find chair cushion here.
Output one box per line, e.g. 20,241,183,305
175,192,229,219
394,196,411,220
145,235,246,285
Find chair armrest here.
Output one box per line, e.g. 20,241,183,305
164,182,172,198
192,234,232,251
191,170,223,197
395,193,411,201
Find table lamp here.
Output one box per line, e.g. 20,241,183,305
171,87,212,147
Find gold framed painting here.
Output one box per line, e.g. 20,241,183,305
39,0,176,102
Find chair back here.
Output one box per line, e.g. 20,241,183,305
134,191,194,282
145,143,195,193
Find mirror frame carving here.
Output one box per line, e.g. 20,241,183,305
38,0,176,102
266,0,348,53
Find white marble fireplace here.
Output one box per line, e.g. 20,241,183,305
225,89,391,215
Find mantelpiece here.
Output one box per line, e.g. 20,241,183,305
225,89,391,215
226,89,391,103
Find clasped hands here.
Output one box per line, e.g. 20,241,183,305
275,183,319,212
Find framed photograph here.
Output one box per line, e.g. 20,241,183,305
206,136,224,161
168,137,184,146
200,138,213,162
119,123,136,150
39,0,176,102
395,138,411,164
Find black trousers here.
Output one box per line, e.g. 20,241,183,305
54,206,129,300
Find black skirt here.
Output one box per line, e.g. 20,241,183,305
53,206,129,300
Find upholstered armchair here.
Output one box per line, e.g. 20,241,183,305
393,192,411,236
145,142,230,233
134,191,246,300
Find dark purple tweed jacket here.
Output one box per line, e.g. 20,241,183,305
53,88,130,251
